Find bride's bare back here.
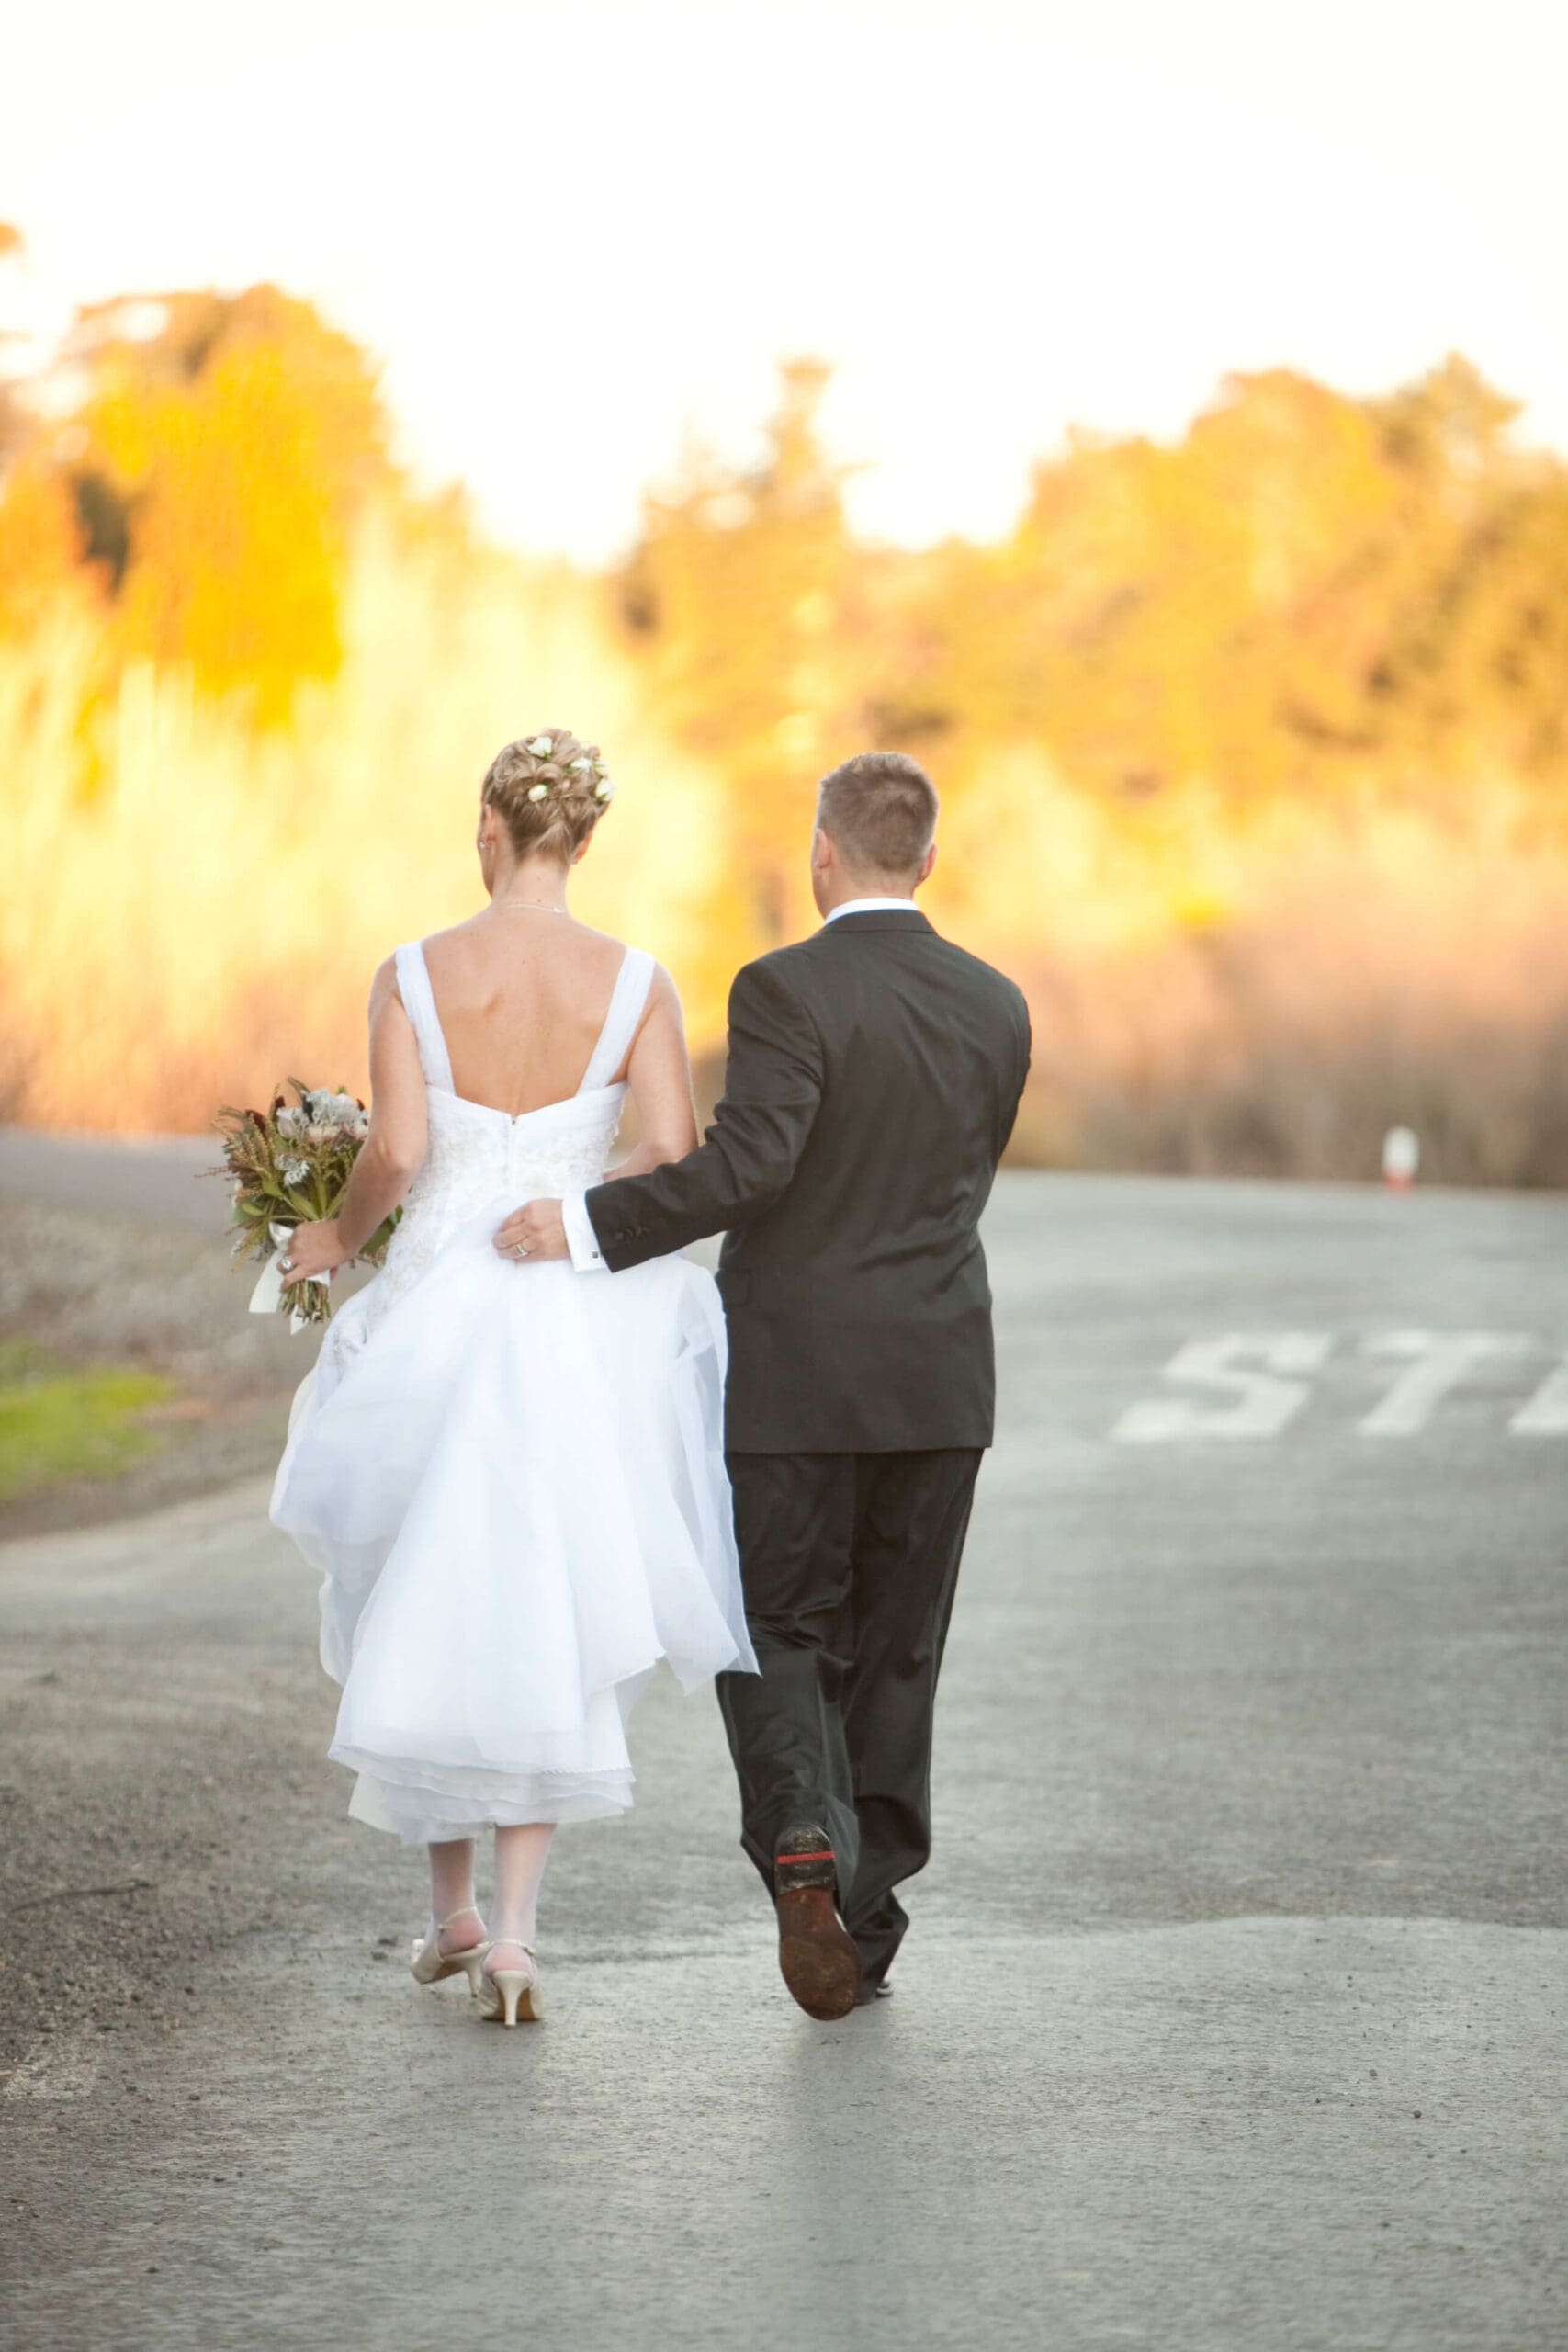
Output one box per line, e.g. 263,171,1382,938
423,913,636,1115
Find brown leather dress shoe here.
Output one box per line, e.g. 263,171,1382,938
773,1826,863,2021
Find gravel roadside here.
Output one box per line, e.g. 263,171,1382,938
0,1182,344,2073
0,1198,321,1539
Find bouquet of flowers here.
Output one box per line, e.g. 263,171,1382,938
212,1081,399,1329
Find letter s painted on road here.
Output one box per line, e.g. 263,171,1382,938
1111,1333,1335,1443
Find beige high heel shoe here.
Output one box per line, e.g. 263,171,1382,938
411,1908,490,1996
475,1940,542,2027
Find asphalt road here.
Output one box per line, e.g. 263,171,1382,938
0,1128,224,1232
3,1171,1564,2351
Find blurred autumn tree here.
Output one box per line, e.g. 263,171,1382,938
0,225,94,639
617,359,860,944
611,346,1568,984
874,355,1568,821
1,278,391,723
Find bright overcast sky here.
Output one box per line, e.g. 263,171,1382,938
4,0,1566,560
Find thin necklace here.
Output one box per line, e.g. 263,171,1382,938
494,898,568,915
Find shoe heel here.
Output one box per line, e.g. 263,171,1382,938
774,1840,839,1895
489,1968,538,2028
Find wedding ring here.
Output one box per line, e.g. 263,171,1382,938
278,1254,295,1272
513,1243,529,1260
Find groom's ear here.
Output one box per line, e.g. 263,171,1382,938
917,841,938,887
811,825,833,876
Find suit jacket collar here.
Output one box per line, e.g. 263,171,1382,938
818,908,935,936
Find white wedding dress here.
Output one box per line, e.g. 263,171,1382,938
270,938,755,1843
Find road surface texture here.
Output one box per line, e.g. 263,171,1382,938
3,1171,1564,2351
0,1129,223,1233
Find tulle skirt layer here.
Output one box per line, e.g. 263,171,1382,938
269,1207,754,1842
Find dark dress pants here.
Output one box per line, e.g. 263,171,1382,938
716,1448,983,1987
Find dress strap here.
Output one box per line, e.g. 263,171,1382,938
393,942,455,1093
577,948,656,1095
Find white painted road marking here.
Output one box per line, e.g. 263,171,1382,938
1112,1331,1568,1440
1511,1354,1568,1434
1111,1333,1334,1442
1357,1330,1530,1437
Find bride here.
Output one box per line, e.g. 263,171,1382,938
269,729,755,2026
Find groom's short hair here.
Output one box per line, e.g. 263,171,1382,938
817,751,939,876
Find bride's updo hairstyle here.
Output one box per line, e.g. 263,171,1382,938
480,729,615,860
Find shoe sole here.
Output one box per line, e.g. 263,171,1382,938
776,1886,863,2020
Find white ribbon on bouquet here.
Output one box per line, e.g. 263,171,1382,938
249,1221,332,1333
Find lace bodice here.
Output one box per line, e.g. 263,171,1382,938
381,1086,626,1305
341,936,655,1334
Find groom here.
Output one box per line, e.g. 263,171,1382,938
499,752,1031,2018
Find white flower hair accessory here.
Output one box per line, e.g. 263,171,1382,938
485,728,615,820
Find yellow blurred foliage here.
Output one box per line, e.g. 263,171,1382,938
61,286,389,723
0,455,93,635
0,524,737,1129
90,345,345,720
3,270,1567,1182
623,358,854,944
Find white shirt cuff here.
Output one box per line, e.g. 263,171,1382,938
561,1190,608,1272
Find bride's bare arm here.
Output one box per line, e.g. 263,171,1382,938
603,965,699,1182
283,962,429,1283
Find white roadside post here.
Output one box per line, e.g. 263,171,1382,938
1382,1126,1419,1193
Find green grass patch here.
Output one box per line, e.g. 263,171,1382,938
0,1339,173,1505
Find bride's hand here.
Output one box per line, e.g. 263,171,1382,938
280,1218,349,1288
493,1200,570,1263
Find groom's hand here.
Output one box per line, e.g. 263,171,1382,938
493,1199,570,1263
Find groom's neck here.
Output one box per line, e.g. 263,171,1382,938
816,874,919,918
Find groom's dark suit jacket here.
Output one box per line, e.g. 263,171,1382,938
583,909,1032,1453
